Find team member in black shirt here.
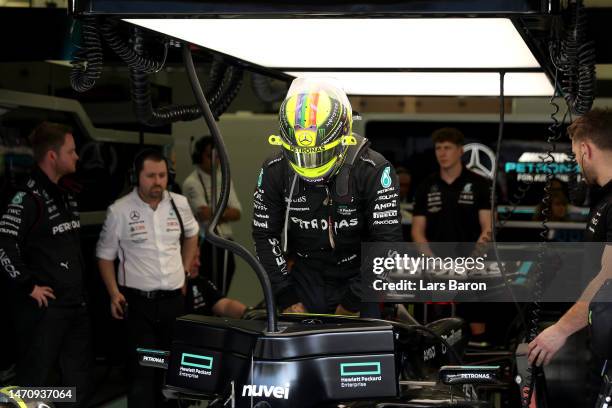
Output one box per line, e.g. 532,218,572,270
412,127,492,248
411,127,492,339
0,122,93,406
528,110,612,404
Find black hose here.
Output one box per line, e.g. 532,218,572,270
552,0,596,115
205,56,228,105
212,65,244,118
490,72,528,332
182,44,278,333
101,18,167,74
129,31,202,126
251,73,288,104
70,16,103,93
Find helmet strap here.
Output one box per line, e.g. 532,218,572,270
333,133,369,201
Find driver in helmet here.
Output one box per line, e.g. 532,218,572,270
252,78,402,317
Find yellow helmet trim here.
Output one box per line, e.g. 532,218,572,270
268,134,356,152
289,156,338,179
0,387,28,408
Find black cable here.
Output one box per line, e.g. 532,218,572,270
204,56,227,101
551,0,596,115
70,16,103,92
490,72,528,333
212,65,244,118
101,18,168,74
129,30,203,126
182,44,278,333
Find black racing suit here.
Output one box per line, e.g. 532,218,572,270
0,167,92,406
252,148,403,315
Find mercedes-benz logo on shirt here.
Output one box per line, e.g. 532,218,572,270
130,210,140,221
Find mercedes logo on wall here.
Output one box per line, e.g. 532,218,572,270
463,143,496,180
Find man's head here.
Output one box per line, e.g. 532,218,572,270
396,167,412,200
192,136,217,174
432,127,464,171
550,192,569,221
29,122,78,179
276,77,352,184
568,109,612,186
134,150,168,201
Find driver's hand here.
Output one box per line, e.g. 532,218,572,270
527,324,568,366
335,304,358,316
283,302,306,314
30,285,56,308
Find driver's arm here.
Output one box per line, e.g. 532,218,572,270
340,160,403,312
251,160,299,310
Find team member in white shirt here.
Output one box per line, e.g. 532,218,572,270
96,149,198,408
183,136,242,294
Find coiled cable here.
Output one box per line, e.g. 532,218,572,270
551,0,596,115
70,16,103,92
212,65,244,118
129,29,202,126
101,18,168,74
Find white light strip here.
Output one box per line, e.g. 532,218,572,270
125,18,541,69
284,72,553,96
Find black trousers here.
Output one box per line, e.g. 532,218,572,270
200,239,235,296
0,287,15,371
291,264,380,318
124,291,185,408
13,301,94,408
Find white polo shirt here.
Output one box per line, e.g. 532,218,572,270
96,189,199,291
182,167,242,239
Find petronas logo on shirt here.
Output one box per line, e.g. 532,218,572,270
380,166,392,188
257,169,263,188
11,192,25,205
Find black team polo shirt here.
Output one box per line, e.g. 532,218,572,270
414,167,491,243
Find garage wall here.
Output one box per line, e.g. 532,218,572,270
173,114,278,306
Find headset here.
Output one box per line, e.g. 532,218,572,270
129,147,176,187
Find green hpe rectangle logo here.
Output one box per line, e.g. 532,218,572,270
181,353,213,369
340,362,381,376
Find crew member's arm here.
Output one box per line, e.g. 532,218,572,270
197,277,247,318
183,178,241,223
411,216,428,243
411,182,434,256
177,195,200,282
96,206,126,319
251,161,301,312
528,245,612,366
212,298,248,319
476,178,492,243
0,191,55,307
477,210,492,243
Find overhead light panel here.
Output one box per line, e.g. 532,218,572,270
125,18,540,69
284,72,554,96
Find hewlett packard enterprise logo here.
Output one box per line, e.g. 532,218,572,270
178,353,213,379
339,361,382,388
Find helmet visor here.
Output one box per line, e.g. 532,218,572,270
283,140,344,170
